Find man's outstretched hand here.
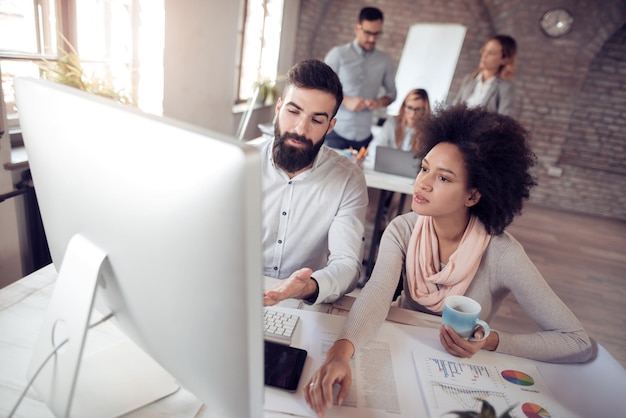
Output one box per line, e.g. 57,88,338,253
263,268,316,306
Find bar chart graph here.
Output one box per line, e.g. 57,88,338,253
413,353,569,418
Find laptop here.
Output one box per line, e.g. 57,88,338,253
374,146,420,178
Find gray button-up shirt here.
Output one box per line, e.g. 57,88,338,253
325,41,397,141
258,138,368,304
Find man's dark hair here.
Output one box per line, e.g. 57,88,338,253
416,104,537,235
284,59,344,117
359,7,383,23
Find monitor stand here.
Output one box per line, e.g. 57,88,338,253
27,235,179,418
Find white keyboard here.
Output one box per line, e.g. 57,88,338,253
264,309,300,346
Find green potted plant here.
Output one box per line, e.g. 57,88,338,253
40,37,132,105
252,77,279,105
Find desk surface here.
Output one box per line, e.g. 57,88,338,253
363,164,414,195
352,151,415,195
2,265,625,417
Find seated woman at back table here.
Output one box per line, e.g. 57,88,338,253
305,104,593,417
367,88,432,228
372,88,431,152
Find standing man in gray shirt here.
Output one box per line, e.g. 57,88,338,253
324,6,397,150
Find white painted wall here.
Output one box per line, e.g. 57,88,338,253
162,0,241,135
162,0,300,139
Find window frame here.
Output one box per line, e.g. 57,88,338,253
236,0,284,104
1,0,164,130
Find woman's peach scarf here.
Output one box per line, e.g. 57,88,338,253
405,215,491,312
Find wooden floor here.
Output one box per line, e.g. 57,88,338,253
493,203,626,368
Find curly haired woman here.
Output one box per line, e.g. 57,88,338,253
305,104,593,417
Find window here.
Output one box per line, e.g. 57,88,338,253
0,0,58,129
0,0,57,55
238,0,284,102
74,0,164,114
1,0,164,130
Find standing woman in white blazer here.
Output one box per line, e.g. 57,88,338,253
452,34,517,116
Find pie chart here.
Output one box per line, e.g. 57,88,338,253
501,369,535,386
521,402,551,418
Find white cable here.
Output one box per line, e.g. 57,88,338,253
8,312,114,417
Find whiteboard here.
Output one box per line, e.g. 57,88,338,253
387,23,466,116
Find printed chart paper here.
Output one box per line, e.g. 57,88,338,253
413,349,575,418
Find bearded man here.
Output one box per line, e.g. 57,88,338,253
259,59,368,305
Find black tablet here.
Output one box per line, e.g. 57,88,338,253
264,340,308,392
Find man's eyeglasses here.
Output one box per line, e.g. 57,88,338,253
359,25,383,38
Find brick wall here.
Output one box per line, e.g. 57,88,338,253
293,0,626,220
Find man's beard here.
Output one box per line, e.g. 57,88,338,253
272,121,325,173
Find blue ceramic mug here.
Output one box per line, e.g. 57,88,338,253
442,295,490,342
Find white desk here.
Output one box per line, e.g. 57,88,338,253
361,157,414,195
3,266,625,418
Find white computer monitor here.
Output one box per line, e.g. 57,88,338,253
14,77,264,418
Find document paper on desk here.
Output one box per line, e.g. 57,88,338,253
412,348,576,418
322,336,409,416
264,309,421,417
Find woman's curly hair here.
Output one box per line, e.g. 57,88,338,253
415,104,537,235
